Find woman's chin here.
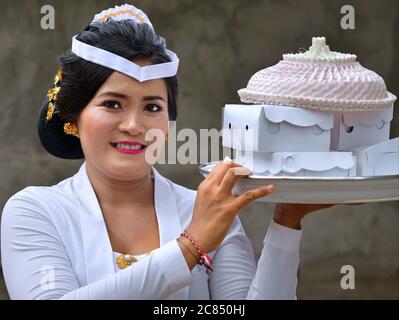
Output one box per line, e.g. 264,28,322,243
107,161,151,179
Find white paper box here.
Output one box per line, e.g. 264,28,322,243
354,137,399,176
331,106,394,151
222,104,333,152
235,151,356,177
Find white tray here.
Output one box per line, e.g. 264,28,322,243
198,162,399,204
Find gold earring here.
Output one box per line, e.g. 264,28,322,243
64,123,80,138
165,133,169,141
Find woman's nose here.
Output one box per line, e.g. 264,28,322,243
118,113,145,136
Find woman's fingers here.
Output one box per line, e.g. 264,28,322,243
206,161,224,180
231,184,276,212
207,159,241,185
219,167,251,195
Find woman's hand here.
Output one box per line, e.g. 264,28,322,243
273,201,366,230
187,160,275,253
273,203,335,230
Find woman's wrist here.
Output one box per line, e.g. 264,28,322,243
180,229,213,272
273,203,304,230
179,236,201,260
177,236,200,270
185,225,214,254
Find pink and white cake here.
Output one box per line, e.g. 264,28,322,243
222,37,398,177
238,37,396,111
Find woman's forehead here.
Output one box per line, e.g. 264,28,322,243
97,71,168,99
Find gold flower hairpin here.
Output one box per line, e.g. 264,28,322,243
45,68,62,124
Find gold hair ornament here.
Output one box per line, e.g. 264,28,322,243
45,68,62,123
63,123,80,138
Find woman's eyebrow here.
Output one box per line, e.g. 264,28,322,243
143,96,166,102
98,91,128,99
98,92,165,102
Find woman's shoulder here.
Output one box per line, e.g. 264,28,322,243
8,175,75,200
2,176,77,221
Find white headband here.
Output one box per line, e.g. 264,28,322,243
71,4,179,82
71,36,179,82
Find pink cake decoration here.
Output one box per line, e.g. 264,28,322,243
238,37,396,111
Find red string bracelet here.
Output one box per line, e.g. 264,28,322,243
181,229,213,272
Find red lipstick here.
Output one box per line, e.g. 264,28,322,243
110,141,146,155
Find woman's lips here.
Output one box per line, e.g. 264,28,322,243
110,142,146,155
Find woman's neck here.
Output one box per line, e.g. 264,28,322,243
85,162,154,210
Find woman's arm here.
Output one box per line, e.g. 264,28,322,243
273,203,334,229
1,190,192,300
190,160,333,300
208,217,302,300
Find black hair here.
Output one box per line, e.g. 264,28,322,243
54,20,178,123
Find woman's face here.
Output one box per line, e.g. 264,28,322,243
77,58,169,181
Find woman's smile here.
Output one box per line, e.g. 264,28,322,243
110,140,147,155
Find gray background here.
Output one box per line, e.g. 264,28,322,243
0,0,398,299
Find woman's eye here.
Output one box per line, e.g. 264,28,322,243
144,104,162,113
103,101,122,110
